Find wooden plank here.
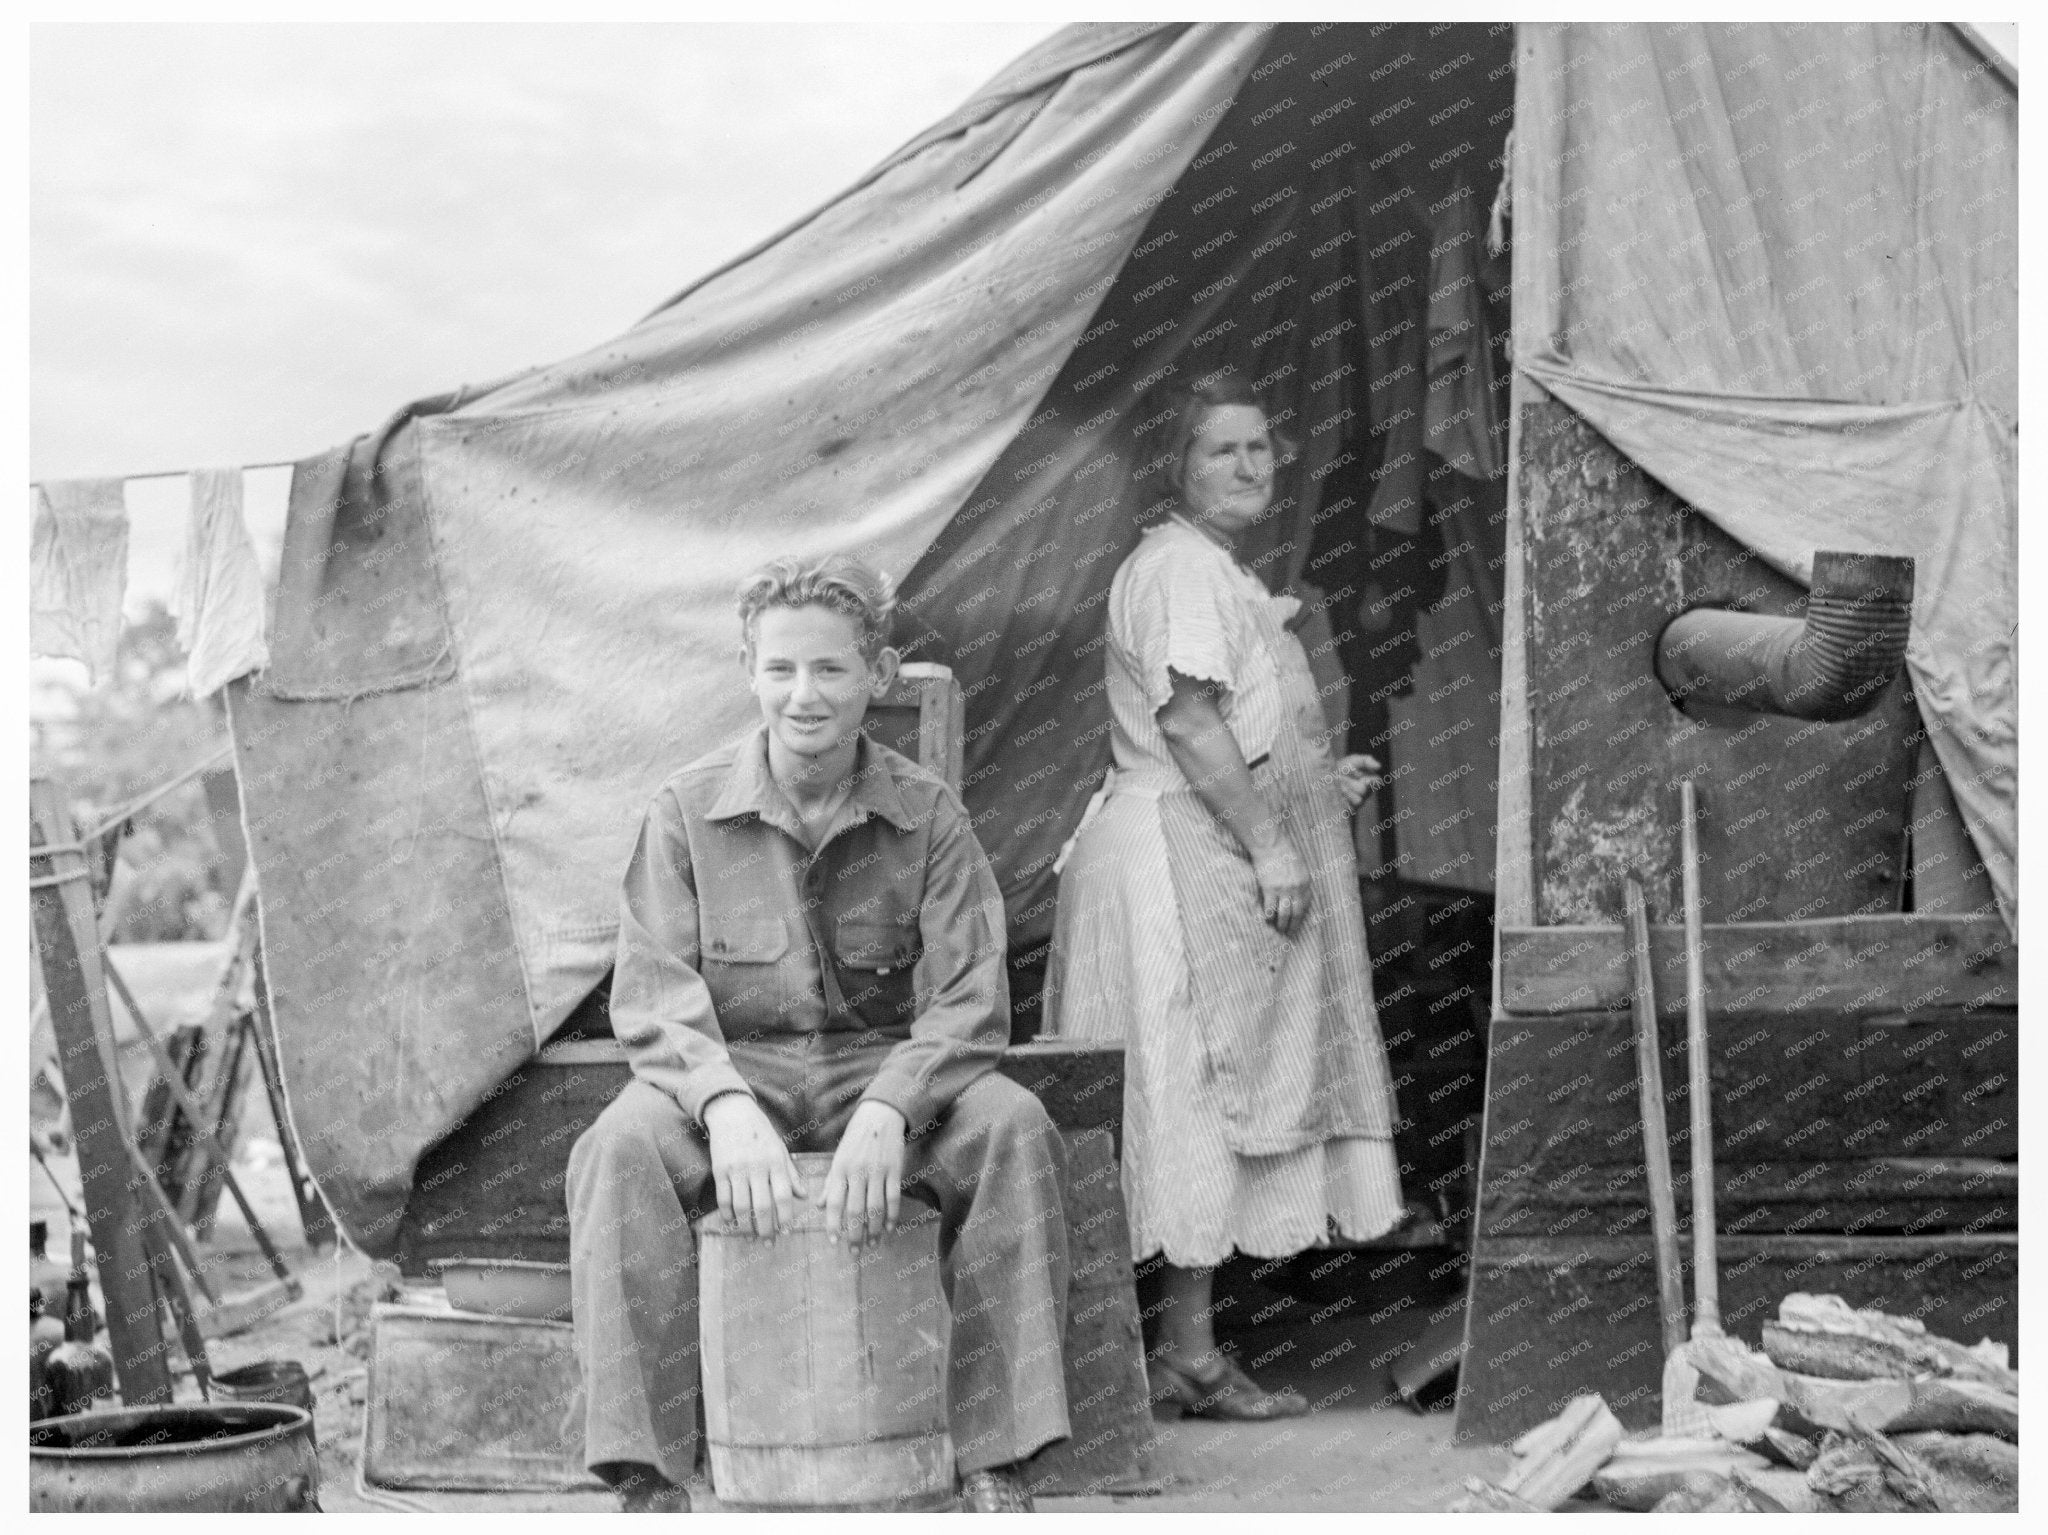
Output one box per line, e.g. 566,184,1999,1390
1503,1158,2015,1238
1474,1006,2015,1212
1489,362,1538,931
1453,1233,2017,1445
30,779,176,1406
1025,1127,1151,1497
197,1275,300,1339
1498,914,2014,1019
897,662,964,791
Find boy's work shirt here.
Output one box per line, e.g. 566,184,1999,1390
610,724,1011,1131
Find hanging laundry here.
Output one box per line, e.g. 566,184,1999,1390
173,467,269,698
1424,180,1505,481
30,478,130,683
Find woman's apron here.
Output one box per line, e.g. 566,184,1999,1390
1152,590,1398,1155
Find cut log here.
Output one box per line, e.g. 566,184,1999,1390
1779,1372,2018,1441
1890,1432,2021,1514
1771,1293,2019,1392
1497,1393,1624,1509
1591,1438,1773,1511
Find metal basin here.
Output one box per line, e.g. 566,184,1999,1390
30,1402,320,1512
431,1257,574,1320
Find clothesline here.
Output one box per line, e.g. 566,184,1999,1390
27,458,298,492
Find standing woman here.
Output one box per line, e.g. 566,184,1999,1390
1045,367,1402,1419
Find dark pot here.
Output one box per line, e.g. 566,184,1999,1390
30,1402,321,1512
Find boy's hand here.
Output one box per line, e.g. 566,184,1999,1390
821,1100,908,1245
703,1092,806,1238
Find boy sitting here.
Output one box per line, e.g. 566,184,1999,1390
568,555,1070,1512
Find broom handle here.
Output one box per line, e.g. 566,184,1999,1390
1625,876,1687,1358
1681,780,1720,1337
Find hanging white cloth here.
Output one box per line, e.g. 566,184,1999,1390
31,478,130,683
173,467,269,697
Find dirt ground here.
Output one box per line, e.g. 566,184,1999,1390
49,1130,1510,1513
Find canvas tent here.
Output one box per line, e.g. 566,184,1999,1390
220,21,2016,1251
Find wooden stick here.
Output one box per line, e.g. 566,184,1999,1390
104,956,300,1294
240,886,335,1248
1500,1393,1625,1508
1625,876,1687,1358
124,1136,221,1306
1679,780,1719,1337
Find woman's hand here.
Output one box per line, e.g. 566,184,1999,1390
1251,828,1313,937
1335,753,1384,811
821,1100,908,1245
703,1092,806,1238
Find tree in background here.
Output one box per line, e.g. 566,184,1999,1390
31,599,234,943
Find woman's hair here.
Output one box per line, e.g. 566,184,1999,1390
1137,365,1296,516
736,554,896,662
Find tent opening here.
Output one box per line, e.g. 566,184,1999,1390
557,18,1514,1244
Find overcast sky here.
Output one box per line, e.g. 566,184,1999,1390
31,22,1056,487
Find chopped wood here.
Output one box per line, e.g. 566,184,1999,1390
1890,1432,2021,1514
1839,1410,1941,1512
1649,1472,1760,1513
1684,1332,1784,1405
1506,1391,1598,1462
1757,1426,1818,1470
1730,1466,1825,1513
1778,1371,2018,1441
1806,1434,1916,1513
1449,1476,1543,1513
1497,1393,1624,1509
1771,1293,2019,1392
1591,1438,1773,1511
1702,1396,1778,1444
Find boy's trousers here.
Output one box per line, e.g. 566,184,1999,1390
567,1038,1072,1485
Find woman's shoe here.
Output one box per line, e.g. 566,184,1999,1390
1149,1352,1309,1421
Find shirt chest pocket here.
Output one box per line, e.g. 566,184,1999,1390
832,919,922,1029
701,916,790,1029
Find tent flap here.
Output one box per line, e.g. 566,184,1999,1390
1515,21,2017,931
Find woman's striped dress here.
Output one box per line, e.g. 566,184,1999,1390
1045,517,1404,1267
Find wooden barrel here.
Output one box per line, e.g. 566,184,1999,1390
697,1152,954,1510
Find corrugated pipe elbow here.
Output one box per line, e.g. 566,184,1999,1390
1654,550,1915,723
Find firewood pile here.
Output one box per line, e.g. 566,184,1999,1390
1452,1294,2018,1513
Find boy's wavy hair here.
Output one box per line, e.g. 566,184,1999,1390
736,554,897,663
1132,365,1299,524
